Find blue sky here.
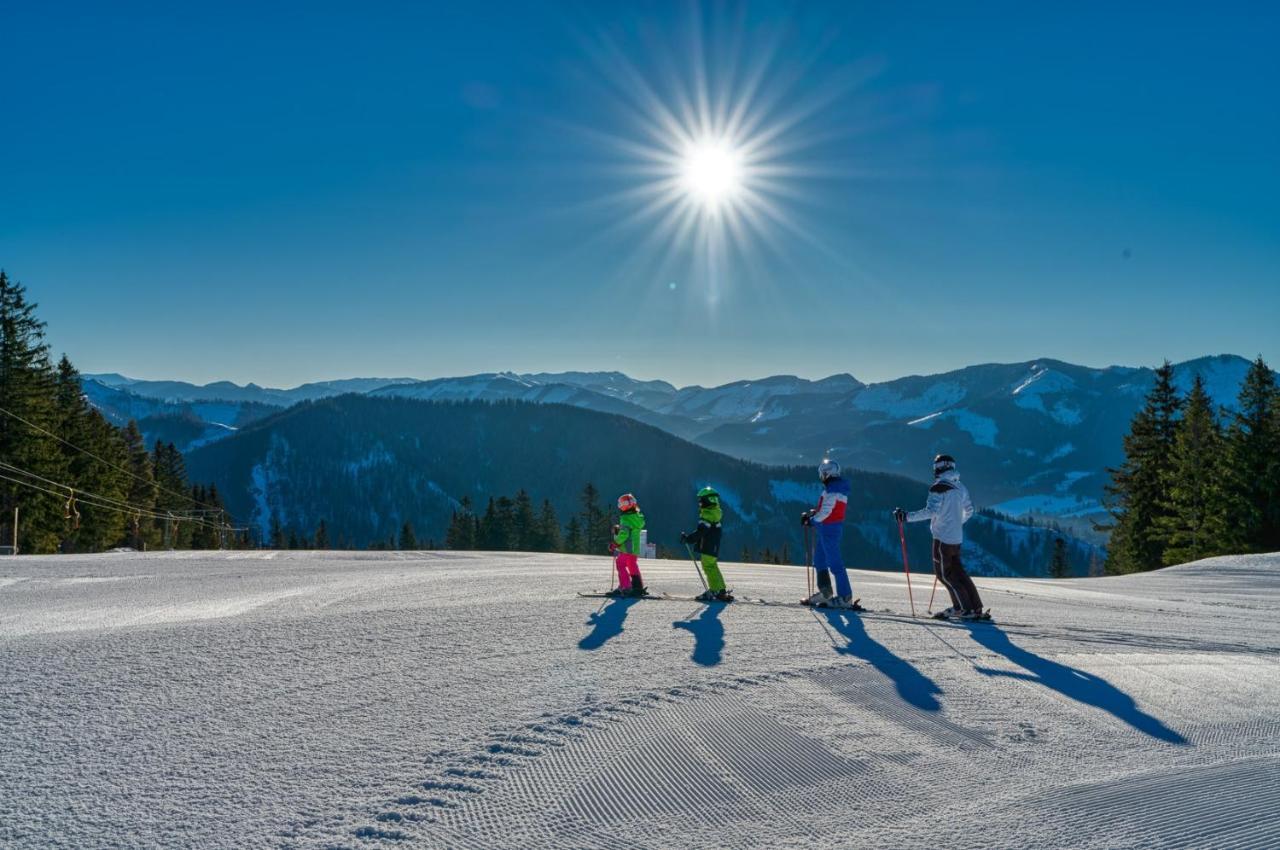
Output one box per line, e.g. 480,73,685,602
2,1,1277,388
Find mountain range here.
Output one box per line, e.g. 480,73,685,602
181,395,1096,576
85,354,1258,538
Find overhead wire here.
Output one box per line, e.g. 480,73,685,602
0,402,248,529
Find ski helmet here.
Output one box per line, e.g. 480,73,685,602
617,493,638,512
933,454,956,476
697,485,718,499
818,458,840,481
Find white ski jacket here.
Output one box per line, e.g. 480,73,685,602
906,471,974,545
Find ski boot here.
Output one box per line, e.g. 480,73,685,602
802,590,832,606
695,589,719,602
629,584,649,598
713,589,735,603
959,609,992,622
932,606,957,620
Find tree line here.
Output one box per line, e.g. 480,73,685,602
1106,357,1280,573
0,270,237,553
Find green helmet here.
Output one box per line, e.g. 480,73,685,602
697,485,719,499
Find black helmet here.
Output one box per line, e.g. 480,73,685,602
933,454,956,476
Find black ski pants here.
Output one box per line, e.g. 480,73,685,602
933,540,983,612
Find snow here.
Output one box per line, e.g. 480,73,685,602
851,381,966,418
990,494,1104,518
4,550,1280,849
907,408,999,448
769,479,816,504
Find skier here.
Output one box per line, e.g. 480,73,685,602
801,459,857,608
609,493,648,597
893,454,988,620
680,485,732,602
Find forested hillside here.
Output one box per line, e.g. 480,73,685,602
186,395,1097,575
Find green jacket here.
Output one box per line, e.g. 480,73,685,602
699,497,723,526
614,510,645,555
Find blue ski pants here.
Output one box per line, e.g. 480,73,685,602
814,522,852,598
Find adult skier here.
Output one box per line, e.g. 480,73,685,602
893,454,988,620
801,459,857,608
609,493,648,597
680,485,732,602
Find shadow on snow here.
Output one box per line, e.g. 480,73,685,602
578,597,640,651
673,603,726,667
820,610,943,712
967,625,1188,745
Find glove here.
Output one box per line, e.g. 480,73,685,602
893,507,907,523
612,524,620,535
679,532,690,543
800,511,813,527
608,542,618,555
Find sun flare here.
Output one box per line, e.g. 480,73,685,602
680,139,744,209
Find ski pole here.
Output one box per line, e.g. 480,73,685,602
684,542,710,592
927,576,939,614
897,518,917,618
609,551,618,593
804,524,814,598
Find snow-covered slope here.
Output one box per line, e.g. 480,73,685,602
3,550,1278,849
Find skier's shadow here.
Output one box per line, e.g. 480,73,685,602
821,611,943,712
673,604,725,667
578,598,640,651
967,625,1188,744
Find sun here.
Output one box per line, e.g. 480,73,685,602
680,138,744,210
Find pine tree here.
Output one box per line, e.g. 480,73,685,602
532,499,562,552
580,483,609,554
1050,537,1070,578
287,529,301,550
445,496,476,550
53,356,127,552
513,489,536,551
399,521,418,550
314,519,330,550
153,442,194,549
119,421,159,550
1105,361,1183,573
564,515,584,554
1159,376,1227,565
268,511,286,549
741,545,751,563
0,270,65,552
1221,356,1280,554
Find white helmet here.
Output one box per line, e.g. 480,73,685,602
818,458,840,481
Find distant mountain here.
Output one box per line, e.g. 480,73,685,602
85,374,419,406
99,355,1263,536
81,379,283,452
184,396,1095,576
688,355,1256,537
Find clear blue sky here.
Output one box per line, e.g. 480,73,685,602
2,1,1277,388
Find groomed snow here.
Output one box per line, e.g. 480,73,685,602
3,551,1279,849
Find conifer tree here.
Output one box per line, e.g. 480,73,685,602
532,499,562,552
1105,361,1183,573
580,483,606,554
53,355,128,551
119,421,159,549
564,515,584,554
0,270,65,552
314,519,330,550
1159,376,1227,565
399,521,418,550
1050,538,1070,578
1221,356,1280,553
269,511,286,549
513,489,536,551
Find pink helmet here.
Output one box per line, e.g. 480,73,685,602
617,493,638,512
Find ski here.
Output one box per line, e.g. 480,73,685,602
575,592,1004,626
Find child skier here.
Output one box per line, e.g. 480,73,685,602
801,459,857,608
609,493,648,597
893,454,988,621
680,485,732,602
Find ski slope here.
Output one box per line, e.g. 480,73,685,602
2,551,1279,849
